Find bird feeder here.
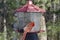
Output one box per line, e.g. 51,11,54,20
13,0,46,32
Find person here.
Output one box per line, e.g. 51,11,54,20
16,22,44,40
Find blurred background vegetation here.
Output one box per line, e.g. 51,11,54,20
0,0,60,40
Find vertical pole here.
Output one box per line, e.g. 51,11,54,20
4,18,7,40
3,0,7,40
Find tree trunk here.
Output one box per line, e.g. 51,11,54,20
38,15,47,40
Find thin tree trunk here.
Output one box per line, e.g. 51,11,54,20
4,18,7,40
38,15,47,40
3,0,7,40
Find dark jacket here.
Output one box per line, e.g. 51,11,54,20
19,29,39,40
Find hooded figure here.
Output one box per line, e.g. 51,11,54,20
13,0,45,40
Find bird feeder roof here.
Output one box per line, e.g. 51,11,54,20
16,0,46,13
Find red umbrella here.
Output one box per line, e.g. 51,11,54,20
16,0,46,13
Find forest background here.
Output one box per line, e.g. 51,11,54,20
0,0,60,40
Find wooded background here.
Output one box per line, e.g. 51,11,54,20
0,0,60,40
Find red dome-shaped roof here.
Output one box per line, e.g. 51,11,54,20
16,0,46,13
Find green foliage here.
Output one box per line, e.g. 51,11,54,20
0,0,60,40
0,33,4,40
6,0,18,9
